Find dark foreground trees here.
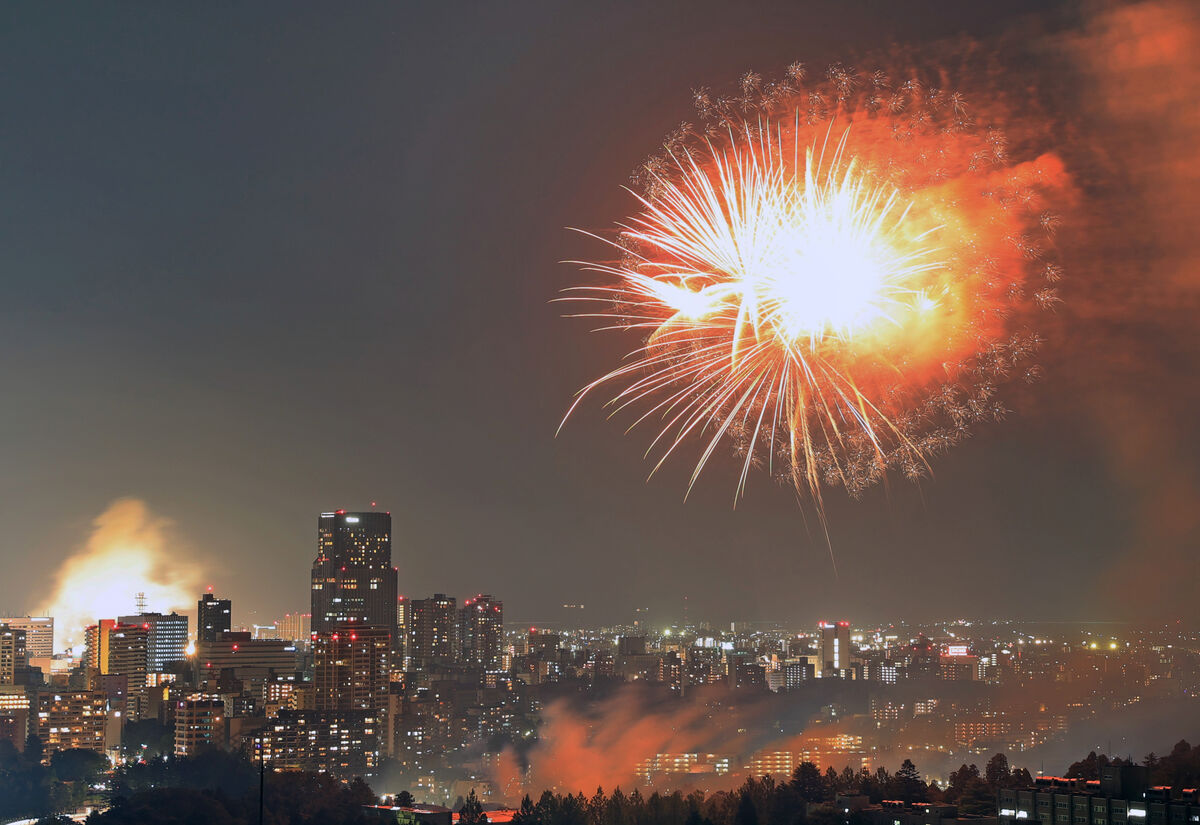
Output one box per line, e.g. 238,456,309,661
86,751,376,825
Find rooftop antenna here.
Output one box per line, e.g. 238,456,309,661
135,592,148,614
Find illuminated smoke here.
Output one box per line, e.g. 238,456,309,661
37,498,203,653
562,55,1071,506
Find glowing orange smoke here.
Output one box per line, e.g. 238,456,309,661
38,498,203,653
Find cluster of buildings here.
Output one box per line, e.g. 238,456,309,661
1,511,1198,806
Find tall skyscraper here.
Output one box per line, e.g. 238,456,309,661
312,625,391,712
818,620,851,677
460,594,503,671
0,617,53,659
0,626,27,685
118,612,189,672
84,619,117,673
198,592,232,643
106,623,149,720
408,594,458,669
396,596,409,667
311,511,397,634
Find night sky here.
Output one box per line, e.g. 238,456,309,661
2,2,1196,630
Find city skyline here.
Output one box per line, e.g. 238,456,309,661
1,1,1197,633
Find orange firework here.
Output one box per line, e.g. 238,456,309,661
563,65,1064,505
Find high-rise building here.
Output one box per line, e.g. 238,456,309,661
84,620,117,673
312,625,390,713
0,626,27,685
274,612,311,644
818,620,851,677
396,597,409,667
310,511,397,634
408,594,458,669
36,691,107,755
198,592,232,643
460,594,503,671
118,612,189,673
0,618,53,659
106,623,149,720
174,696,226,756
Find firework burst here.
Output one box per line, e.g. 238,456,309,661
563,64,1066,506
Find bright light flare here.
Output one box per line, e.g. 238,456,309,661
564,122,952,500
562,66,1066,508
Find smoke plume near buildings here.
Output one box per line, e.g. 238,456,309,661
36,498,202,652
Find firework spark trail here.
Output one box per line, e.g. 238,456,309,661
562,63,1067,510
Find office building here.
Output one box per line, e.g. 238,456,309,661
313,625,391,713
396,597,409,666
174,696,226,756
259,708,381,775
460,595,503,670
196,633,298,675
275,612,311,644
997,767,1200,825
0,626,27,685
818,620,851,677
198,592,232,643
36,691,107,755
106,624,149,720
118,612,189,673
408,594,458,669
84,620,117,672
0,617,53,659
310,511,397,634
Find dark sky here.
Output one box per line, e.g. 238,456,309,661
2,1,1196,630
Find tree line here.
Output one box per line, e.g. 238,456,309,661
507,754,1031,825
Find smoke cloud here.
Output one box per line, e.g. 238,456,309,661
1053,0,1200,616
37,498,203,653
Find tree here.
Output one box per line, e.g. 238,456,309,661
1067,752,1105,781
893,760,925,803
824,767,839,798
792,762,826,803
514,795,539,825
946,765,980,802
958,778,996,816
734,791,758,825
461,789,488,825
25,733,45,765
985,754,1011,789
395,790,416,807
50,748,107,784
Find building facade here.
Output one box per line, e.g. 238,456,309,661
313,625,391,713
198,592,232,643
0,626,27,685
174,696,227,756
408,594,458,669
819,620,851,677
118,612,189,673
459,595,503,671
36,690,107,755
0,617,53,659
310,511,397,634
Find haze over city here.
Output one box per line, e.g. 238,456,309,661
0,1,1198,824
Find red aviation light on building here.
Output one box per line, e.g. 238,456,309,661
336,509,346,514
837,621,850,627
